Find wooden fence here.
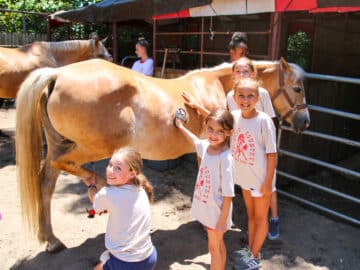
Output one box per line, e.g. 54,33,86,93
0,32,47,47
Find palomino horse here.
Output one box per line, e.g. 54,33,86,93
15,58,309,252
0,38,112,98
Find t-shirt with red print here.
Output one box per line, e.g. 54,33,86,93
190,139,235,230
231,110,277,192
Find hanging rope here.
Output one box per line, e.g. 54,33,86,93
209,16,214,40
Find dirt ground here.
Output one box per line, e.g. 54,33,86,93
0,108,359,270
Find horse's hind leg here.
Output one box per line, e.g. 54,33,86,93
40,144,107,253
39,156,64,253
41,144,108,253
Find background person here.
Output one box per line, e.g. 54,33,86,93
131,37,154,76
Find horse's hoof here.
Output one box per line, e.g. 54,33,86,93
46,241,67,253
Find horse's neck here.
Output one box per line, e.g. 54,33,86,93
185,63,233,93
44,40,90,66
255,61,280,97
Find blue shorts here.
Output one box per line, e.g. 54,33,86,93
103,247,157,270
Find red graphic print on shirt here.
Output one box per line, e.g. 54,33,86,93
232,130,255,166
194,166,211,203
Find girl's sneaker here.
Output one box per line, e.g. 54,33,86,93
230,247,251,262
232,254,261,270
268,217,280,240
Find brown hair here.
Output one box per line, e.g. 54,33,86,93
205,108,234,130
113,147,154,203
234,77,260,96
136,37,150,55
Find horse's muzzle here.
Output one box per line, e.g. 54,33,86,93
292,111,310,133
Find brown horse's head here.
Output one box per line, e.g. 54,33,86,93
90,37,113,62
277,58,310,132
260,58,310,133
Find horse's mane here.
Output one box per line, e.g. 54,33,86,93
254,60,304,78
44,40,91,54
183,62,233,77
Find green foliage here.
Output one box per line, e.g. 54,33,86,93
286,31,312,70
0,0,103,34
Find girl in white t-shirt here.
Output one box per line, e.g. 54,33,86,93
131,37,154,76
175,108,235,270
227,57,280,242
84,147,157,270
231,78,277,269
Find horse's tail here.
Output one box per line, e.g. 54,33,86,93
16,67,58,242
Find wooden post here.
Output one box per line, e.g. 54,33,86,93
268,12,283,60
112,22,118,64
153,19,157,67
46,16,51,41
161,48,168,78
200,17,204,68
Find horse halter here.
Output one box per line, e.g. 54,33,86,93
271,68,308,121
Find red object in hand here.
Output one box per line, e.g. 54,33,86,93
87,209,96,218
87,208,108,218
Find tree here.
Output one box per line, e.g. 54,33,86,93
0,0,102,33
286,31,312,71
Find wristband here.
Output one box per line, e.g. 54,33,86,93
87,184,97,189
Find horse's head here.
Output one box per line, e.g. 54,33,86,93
90,37,113,62
263,58,310,133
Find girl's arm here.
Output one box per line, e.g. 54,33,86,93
175,118,199,145
260,152,277,196
181,92,210,118
215,196,232,232
83,174,97,203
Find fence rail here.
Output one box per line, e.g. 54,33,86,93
277,71,360,226
0,32,47,47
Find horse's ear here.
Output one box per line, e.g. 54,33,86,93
101,36,108,44
280,57,291,71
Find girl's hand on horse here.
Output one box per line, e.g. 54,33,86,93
83,173,96,187
181,92,200,109
175,118,184,129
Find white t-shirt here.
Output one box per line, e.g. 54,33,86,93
93,185,154,262
190,139,235,230
131,58,154,76
227,87,276,118
230,110,277,192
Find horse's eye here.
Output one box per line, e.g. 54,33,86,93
293,87,302,93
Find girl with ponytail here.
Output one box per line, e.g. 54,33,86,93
85,147,157,270
228,32,248,62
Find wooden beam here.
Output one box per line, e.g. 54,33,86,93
153,19,157,67
268,12,283,60
112,22,118,64
200,17,204,68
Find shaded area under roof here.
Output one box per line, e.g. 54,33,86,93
52,0,212,23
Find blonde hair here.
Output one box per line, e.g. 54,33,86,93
113,147,154,203
234,77,260,96
232,56,256,73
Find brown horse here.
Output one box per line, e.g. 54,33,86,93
15,58,309,252
0,38,112,98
